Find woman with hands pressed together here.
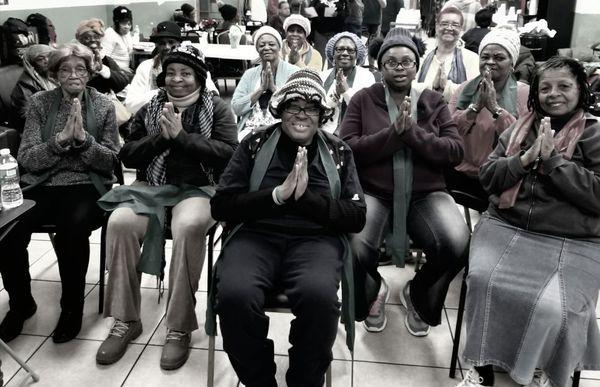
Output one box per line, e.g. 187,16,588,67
96,45,237,370
212,69,366,387
281,14,323,72
232,26,299,133
457,56,600,387
340,28,470,336
0,42,120,344
448,26,529,203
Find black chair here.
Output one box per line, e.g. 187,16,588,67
447,190,582,387
0,65,23,126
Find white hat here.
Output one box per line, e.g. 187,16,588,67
479,25,521,66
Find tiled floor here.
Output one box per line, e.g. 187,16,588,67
1,225,599,387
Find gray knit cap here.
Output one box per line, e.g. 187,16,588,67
377,27,421,70
325,31,367,67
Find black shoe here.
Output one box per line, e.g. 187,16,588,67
0,301,37,343
52,310,82,344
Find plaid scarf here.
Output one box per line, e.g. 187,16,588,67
144,88,214,186
418,46,467,85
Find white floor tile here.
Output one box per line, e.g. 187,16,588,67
0,334,45,384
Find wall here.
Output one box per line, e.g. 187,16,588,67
571,0,600,49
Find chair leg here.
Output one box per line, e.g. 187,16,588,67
572,370,581,387
99,223,107,314
48,232,56,251
463,205,472,231
326,364,332,387
208,335,215,387
450,267,468,378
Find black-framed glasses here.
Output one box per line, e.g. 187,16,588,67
383,59,416,70
334,47,356,55
438,21,462,29
284,105,321,116
57,67,89,78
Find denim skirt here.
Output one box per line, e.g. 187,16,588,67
463,215,600,387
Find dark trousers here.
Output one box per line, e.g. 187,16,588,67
0,185,104,313
350,191,470,325
216,228,343,387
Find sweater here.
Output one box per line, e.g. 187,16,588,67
481,116,600,241
101,27,133,71
18,87,120,187
340,82,464,199
281,41,324,72
120,95,238,187
448,80,530,177
211,125,366,234
231,60,299,132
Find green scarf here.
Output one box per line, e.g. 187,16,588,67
206,128,356,352
97,184,214,275
384,84,419,267
455,74,518,118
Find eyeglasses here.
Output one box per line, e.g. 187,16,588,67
438,21,462,29
284,105,321,116
57,67,89,78
383,59,417,70
334,47,356,55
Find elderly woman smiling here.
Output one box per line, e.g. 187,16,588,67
458,56,600,387
232,26,299,133
0,42,120,344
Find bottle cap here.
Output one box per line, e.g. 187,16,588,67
0,148,10,156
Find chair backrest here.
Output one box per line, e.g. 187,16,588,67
0,65,24,126
0,126,20,156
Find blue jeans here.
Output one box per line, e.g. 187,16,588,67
350,191,470,325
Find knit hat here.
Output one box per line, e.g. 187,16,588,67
479,25,521,66
253,26,283,50
283,14,311,36
113,6,132,24
181,3,195,15
269,69,334,124
150,21,182,43
219,4,238,21
325,32,366,67
377,27,421,70
75,18,105,39
157,45,208,89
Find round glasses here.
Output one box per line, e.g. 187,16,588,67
334,47,356,55
284,105,321,116
383,59,416,70
57,67,89,78
438,21,462,29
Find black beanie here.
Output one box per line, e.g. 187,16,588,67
157,45,208,89
113,6,132,24
377,27,421,71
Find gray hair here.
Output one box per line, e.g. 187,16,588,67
47,42,95,77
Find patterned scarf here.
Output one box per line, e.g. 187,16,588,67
498,109,587,208
417,47,466,85
144,88,214,186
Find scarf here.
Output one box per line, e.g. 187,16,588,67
324,66,357,132
417,47,466,85
145,88,214,186
456,74,519,118
23,45,57,92
384,83,419,267
498,109,587,208
281,41,313,66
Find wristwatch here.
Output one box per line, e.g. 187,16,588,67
491,106,503,119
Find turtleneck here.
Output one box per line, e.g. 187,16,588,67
167,87,201,110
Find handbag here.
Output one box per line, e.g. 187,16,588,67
108,91,132,126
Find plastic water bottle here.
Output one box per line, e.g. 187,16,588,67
0,148,23,209
132,25,141,44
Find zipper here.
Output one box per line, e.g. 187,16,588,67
525,156,541,230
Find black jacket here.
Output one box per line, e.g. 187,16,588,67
87,55,132,94
10,72,45,132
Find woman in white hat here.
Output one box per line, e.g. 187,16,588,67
281,14,323,71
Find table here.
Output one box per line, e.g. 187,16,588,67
0,198,40,385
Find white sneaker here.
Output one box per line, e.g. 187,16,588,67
526,370,551,387
456,368,485,387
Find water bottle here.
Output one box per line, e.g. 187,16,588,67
0,148,23,209
132,25,141,44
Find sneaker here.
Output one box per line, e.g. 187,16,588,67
160,329,191,370
399,281,431,337
363,278,390,332
96,319,143,365
0,301,37,343
52,310,82,343
456,368,485,386
526,370,551,387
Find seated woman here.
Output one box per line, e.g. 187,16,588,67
96,45,237,370
102,6,134,72
321,31,375,135
457,56,600,387
340,28,470,335
447,26,529,204
232,26,298,134
10,44,58,132
281,14,323,71
212,69,366,387
0,42,120,344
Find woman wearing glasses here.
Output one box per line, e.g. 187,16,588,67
416,7,479,101
0,42,120,344
447,26,530,204
212,69,366,387
320,31,375,135
340,28,470,336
